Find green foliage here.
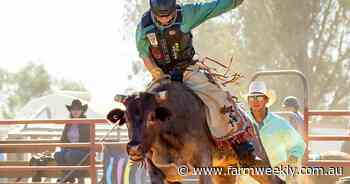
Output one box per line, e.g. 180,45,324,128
239,0,350,110
12,63,51,107
53,79,87,91
0,63,88,118
0,69,9,90
1,63,52,118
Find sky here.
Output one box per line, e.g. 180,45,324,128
0,0,144,107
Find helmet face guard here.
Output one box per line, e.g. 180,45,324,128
150,0,176,17
151,11,177,28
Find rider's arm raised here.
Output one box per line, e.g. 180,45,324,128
182,0,244,30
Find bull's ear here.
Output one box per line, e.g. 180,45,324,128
155,107,172,121
107,108,126,125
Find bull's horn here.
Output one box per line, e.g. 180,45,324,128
114,94,128,102
155,91,168,102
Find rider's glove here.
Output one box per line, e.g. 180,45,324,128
150,67,165,81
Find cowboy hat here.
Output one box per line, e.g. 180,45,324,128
66,99,88,112
242,81,276,107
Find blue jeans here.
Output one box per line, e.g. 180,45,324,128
54,149,89,179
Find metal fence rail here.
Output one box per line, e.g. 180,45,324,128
0,119,112,184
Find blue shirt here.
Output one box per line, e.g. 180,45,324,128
248,110,306,167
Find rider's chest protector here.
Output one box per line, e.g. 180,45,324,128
141,6,195,73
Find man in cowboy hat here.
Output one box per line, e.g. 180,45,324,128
245,81,305,183
54,99,90,183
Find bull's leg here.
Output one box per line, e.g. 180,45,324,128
211,174,236,184
197,143,237,184
199,175,212,184
250,173,285,184
248,160,285,184
147,159,166,184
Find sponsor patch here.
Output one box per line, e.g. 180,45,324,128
146,33,158,46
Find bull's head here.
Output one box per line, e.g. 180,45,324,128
106,91,172,162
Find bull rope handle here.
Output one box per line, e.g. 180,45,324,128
198,56,244,86
58,120,120,184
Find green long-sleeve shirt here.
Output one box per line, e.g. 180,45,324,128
136,0,243,59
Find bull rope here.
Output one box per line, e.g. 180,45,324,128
199,56,244,86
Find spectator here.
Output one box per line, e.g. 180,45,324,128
54,99,90,183
245,81,305,183
282,96,304,137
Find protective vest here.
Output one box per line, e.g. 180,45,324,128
141,6,195,73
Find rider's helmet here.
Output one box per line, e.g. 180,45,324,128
150,0,177,28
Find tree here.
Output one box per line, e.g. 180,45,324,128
1,63,52,118
53,79,87,91
0,69,9,91
12,63,51,106
0,63,89,118
239,0,350,110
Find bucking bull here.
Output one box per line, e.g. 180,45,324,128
107,80,285,184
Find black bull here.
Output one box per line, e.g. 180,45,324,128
107,82,285,184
